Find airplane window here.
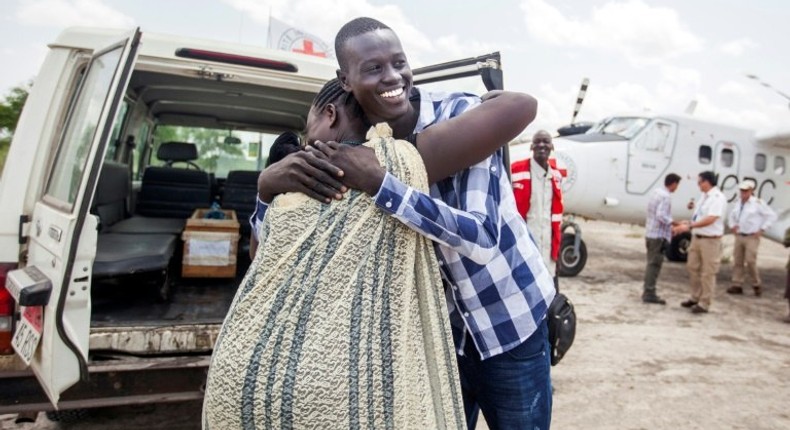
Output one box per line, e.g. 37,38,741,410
633,122,671,152
755,153,766,172
721,148,734,167
699,145,712,164
775,156,786,175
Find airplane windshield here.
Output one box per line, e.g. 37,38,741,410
588,117,650,139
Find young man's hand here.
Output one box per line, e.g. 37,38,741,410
310,141,386,196
257,150,347,203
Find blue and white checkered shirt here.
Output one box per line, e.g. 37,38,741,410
250,88,556,360
373,87,555,360
645,187,673,241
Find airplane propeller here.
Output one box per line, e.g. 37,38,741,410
571,77,590,125
557,78,593,136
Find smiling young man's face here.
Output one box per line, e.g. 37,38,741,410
337,28,413,126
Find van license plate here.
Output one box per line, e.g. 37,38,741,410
12,306,43,366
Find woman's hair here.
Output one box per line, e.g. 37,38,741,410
312,78,366,126
265,131,301,167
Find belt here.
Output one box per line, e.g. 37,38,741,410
694,234,722,239
738,233,756,237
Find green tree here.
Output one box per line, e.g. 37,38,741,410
0,83,32,175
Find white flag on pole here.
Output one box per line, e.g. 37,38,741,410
267,16,335,59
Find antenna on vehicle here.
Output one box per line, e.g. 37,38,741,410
684,100,697,115
745,73,790,110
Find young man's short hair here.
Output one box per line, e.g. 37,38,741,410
664,173,682,187
334,17,391,70
699,170,718,186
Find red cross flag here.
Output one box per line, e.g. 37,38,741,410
268,16,335,59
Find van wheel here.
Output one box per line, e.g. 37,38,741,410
45,409,90,423
558,234,587,277
666,232,691,262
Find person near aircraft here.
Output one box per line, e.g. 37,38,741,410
673,171,726,314
726,180,778,297
511,130,563,287
783,226,790,323
641,173,682,305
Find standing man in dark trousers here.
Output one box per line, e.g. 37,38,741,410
674,171,726,314
642,173,681,304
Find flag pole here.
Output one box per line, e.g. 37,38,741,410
266,7,272,48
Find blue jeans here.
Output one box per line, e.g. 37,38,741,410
457,320,552,430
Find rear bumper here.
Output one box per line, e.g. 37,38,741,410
0,354,210,413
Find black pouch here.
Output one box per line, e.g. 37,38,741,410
547,292,576,366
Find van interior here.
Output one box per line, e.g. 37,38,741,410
88,67,316,330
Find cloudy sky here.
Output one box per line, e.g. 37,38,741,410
1,0,788,137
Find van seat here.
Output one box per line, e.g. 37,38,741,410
135,142,212,219
221,170,258,236
92,162,179,280
93,234,176,278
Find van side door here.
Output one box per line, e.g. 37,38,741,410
11,29,140,406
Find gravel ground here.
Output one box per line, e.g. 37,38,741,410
3,220,789,429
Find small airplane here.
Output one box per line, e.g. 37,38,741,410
510,78,790,277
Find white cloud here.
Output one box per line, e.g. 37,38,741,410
16,0,134,28
520,0,703,66
719,38,758,57
718,80,750,97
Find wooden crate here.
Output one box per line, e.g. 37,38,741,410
181,209,240,278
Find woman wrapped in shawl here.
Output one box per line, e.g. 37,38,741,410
203,79,536,429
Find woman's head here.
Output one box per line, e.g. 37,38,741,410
265,131,301,168
305,78,367,144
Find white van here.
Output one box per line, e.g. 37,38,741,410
0,27,503,414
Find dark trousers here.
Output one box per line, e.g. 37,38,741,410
457,320,552,430
643,237,666,296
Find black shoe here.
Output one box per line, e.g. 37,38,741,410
753,286,762,297
691,304,708,314
726,286,743,295
642,295,666,305
680,299,698,308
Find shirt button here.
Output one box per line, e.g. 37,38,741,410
452,285,458,291
438,260,444,266
490,166,497,173
385,200,392,208
463,312,470,317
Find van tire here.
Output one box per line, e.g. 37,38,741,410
45,409,89,423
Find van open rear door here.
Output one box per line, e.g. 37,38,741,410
7,28,141,406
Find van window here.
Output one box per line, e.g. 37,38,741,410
104,99,130,161
755,153,766,172
699,145,712,164
132,121,150,180
720,148,734,167
45,47,125,209
151,126,279,178
775,156,786,175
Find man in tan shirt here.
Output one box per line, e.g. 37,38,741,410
673,171,726,314
726,181,777,297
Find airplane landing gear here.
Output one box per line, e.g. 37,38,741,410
558,221,587,277
666,232,691,262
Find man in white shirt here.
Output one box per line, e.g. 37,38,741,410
673,171,727,313
726,181,777,297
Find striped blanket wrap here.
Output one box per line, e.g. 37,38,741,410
202,124,465,430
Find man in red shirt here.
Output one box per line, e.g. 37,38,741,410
511,130,564,286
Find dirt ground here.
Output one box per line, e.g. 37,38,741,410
2,219,789,429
